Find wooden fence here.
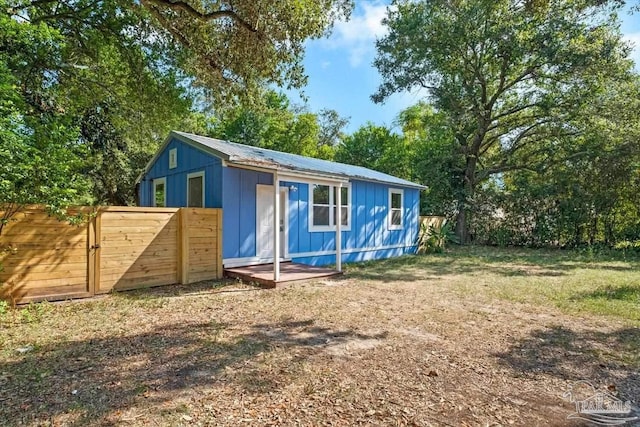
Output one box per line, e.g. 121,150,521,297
419,215,447,230
0,206,222,304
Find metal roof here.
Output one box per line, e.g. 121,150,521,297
149,131,425,189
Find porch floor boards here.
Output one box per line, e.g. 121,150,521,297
224,262,342,288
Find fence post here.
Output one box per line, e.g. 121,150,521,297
217,209,223,279
87,209,100,295
93,209,102,295
178,209,189,284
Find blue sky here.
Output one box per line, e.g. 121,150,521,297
293,1,640,134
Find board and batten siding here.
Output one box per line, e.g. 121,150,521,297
219,165,420,266
286,180,420,266
137,138,421,267
139,138,223,208
222,166,274,259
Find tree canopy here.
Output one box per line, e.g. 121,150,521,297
374,0,635,241
1,0,353,213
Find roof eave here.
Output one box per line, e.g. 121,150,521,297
228,159,426,189
135,131,232,184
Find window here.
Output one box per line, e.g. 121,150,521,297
310,183,350,231
333,186,349,227
389,188,403,229
169,148,177,169
312,184,330,227
187,171,205,207
153,177,166,207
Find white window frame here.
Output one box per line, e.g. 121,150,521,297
309,182,351,232
153,177,166,207
187,171,205,208
169,148,177,169
388,188,404,230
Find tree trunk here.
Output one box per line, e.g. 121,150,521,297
455,154,478,244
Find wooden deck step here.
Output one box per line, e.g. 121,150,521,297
224,262,341,288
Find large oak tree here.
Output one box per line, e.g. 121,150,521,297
373,0,634,241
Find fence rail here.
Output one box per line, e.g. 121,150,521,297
1,206,223,304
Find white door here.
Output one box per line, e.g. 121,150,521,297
256,185,286,260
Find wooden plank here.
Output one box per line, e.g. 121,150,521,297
188,272,219,283
9,283,88,298
102,266,177,281
189,240,217,248
97,212,178,221
94,211,102,294
2,234,87,244
8,287,92,304
98,206,179,213
0,261,87,273
100,262,177,273
0,268,86,285
87,215,96,295
101,218,176,227
100,226,178,235
107,275,177,292
189,265,218,275
2,276,88,290
179,208,189,284
100,254,176,266
99,273,177,292
1,252,87,266
99,246,175,258
97,237,177,248
188,250,215,259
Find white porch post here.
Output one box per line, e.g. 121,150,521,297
336,182,342,272
273,171,280,282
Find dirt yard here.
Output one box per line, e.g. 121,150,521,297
1,246,639,426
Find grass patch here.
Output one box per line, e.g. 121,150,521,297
346,245,640,323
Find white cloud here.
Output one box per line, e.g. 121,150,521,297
623,32,640,70
324,1,390,67
321,61,331,69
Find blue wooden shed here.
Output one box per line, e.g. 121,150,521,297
137,131,425,281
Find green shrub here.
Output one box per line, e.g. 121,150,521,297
417,222,459,254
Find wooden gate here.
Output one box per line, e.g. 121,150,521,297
96,208,180,293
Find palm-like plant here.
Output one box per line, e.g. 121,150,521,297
417,222,459,254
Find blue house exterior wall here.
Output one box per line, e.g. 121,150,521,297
138,138,223,208
221,166,273,260
138,137,421,267
285,181,420,266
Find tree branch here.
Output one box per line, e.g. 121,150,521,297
143,0,258,33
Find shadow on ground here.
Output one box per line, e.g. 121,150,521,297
570,285,640,303
113,279,261,301
494,325,640,404
0,319,384,425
